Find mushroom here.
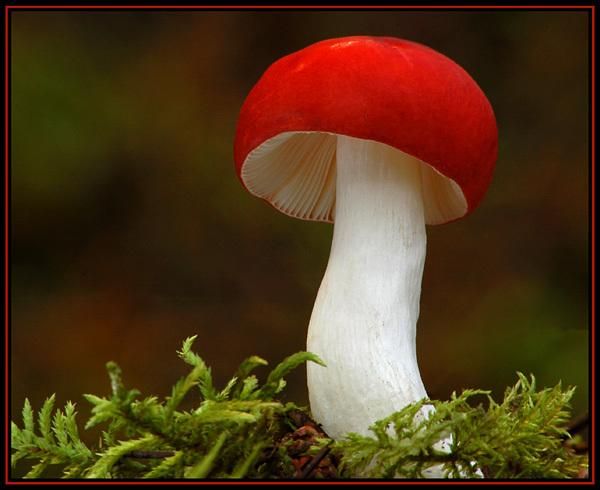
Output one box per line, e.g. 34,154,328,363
233,36,498,440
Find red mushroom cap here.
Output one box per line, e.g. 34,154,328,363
234,36,498,225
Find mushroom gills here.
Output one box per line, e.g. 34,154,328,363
241,131,467,224
241,132,337,222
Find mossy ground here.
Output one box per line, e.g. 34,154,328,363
11,337,588,480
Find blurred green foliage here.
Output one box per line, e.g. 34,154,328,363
11,8,589,462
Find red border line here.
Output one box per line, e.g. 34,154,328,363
5,4,10,486
2,481,593,486
590,3,596,483
2,4,597,9
4,4,595,485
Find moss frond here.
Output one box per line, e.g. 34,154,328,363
11,339,587,480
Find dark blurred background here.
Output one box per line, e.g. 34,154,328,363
11,8,589,450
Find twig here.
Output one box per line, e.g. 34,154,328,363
563,413,589,439
298,445,331,479
568,413,589,435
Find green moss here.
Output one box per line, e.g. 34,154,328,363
11,337,587,479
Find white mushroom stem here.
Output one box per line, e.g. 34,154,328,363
307,134,429,439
